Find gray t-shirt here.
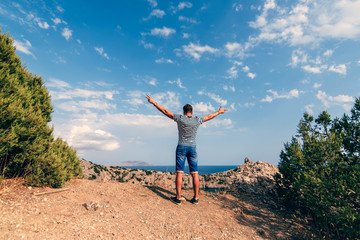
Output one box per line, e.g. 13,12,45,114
173,114,204,146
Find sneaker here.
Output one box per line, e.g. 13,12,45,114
170,196,181,205
190,197,199,205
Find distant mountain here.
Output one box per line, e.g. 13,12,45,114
110,161,153,166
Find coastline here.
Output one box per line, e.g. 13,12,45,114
119,165,238,174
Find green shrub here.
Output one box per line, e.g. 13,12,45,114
0,29,82,188
275,99,360,239
88,175,97,180
93,166,100,175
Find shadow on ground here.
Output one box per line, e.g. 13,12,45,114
146,186,174,201
213,189,319,240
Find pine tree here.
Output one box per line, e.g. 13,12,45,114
0,28,82,187
275,99,360,239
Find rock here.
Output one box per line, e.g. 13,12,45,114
244,157,253,164
83,201,100,211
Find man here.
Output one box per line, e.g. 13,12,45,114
145,94,228,205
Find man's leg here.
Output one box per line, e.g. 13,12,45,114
175,145,186,200
176,171,183,199
191,172,199,199
188,146,199,200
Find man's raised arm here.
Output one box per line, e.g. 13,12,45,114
203,106,228,122
145,94,174,119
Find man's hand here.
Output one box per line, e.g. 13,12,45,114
145,94,156,105
203,106,228,122
145,94,174,119
218,106,228,114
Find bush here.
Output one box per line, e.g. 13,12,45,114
275,98,360,239
0,29,82,187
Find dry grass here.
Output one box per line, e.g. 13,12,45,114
0,178,25,195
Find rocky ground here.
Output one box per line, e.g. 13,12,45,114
0,159,319,240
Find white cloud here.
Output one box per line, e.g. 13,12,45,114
316,90,354,110
52,17,62,25
168,78,186,89
55,56,66,64
53,112,175,153
227,61,242,79
98,68,111,73
313,83,322,89
198,91,227,106
179,16,198,24
152,91,181,111
57,5,64,13
150,9,165,18
58,100,116,113
305,104,314,114
323,49,333,57
58,123,120,151
148,77,157,86
49,80,123,151
225,42,246,58
243,102,255,108
233,2,243,12
261,89,301,102
46,78,71,88
174,2,192,12
227,66,239,79
106,113,173,128
50,87,118,100
240,65,256,79
155,57,174,64
193,102,215,114
202,118,233,129
223,85,236,92
242,66,250,72
124,90,146,107
149,27,176,38
147,0,158,8
249,0,360,46
143,9,165,20
183,33,190,39
94,47,110,60
94,47,103,55
62,27,72,40
247,72,256,79
290,49,346,75
329,64,347,75
13,39,35,58
290,49,308,67
302,65,323,74
37,20,49,29
183,42,219,60
139,40,154,49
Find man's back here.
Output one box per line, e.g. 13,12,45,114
173,114,204,146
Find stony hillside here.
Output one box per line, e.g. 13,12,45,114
81,157,279,196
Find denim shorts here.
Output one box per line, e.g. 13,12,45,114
175,145,198,173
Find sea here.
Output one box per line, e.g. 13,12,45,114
121,165,238,175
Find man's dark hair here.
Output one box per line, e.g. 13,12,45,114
183,104,193,114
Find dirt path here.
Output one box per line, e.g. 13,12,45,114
0,179,312,240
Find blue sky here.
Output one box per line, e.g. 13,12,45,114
1,0,360,166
